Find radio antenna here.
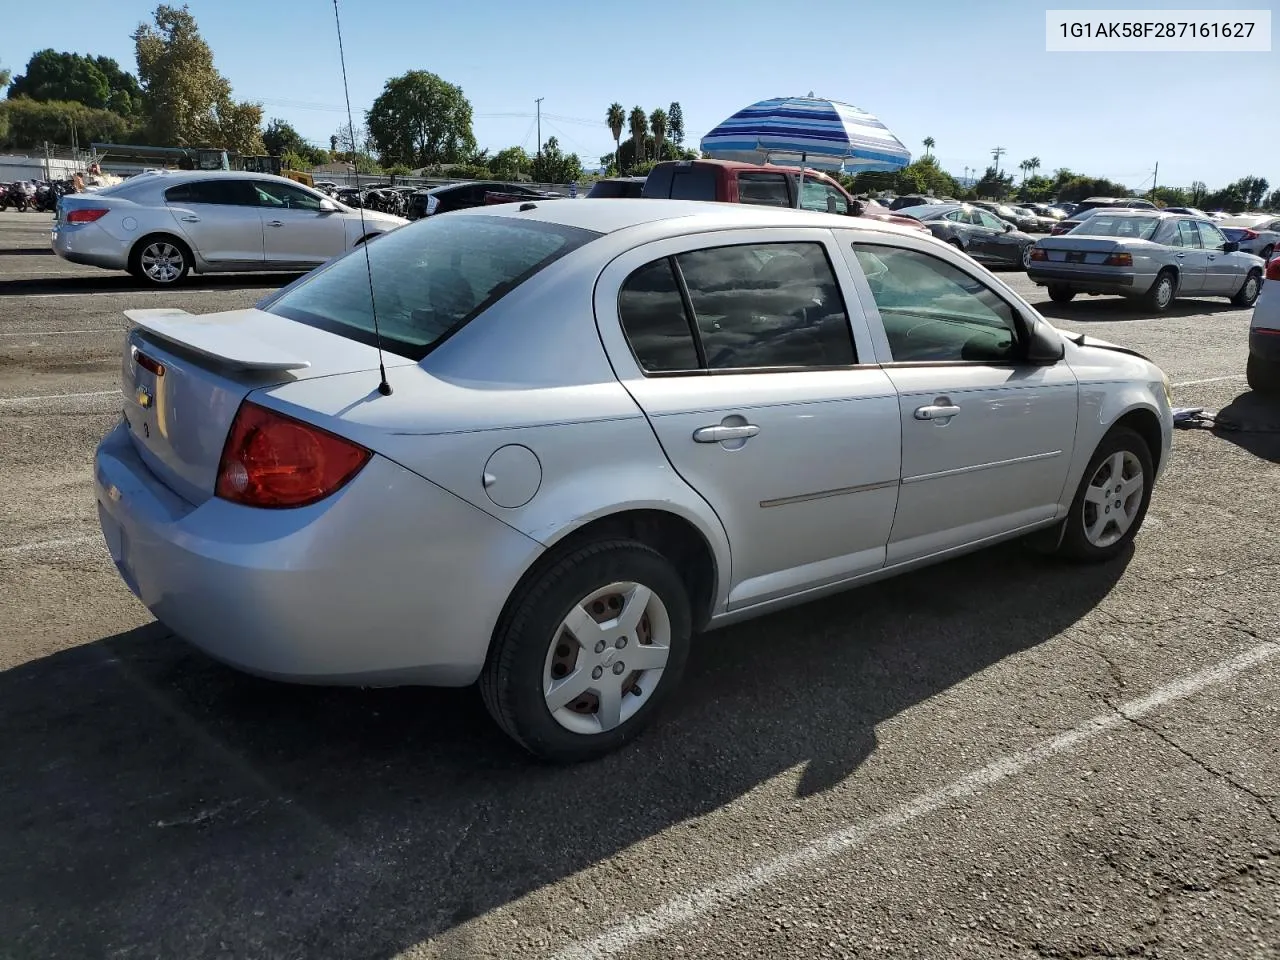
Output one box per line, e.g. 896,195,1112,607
332,0,391,396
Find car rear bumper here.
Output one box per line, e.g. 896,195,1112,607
51,224,129,271
1027,267,1137,289
94,421,543,687
1249,328,1280,362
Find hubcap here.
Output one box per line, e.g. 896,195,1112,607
1155,278,1173,308
1245,277,1259,301
1021,246,1031,268
543,581,671,735
1083,450,1144,547
140,243,183,283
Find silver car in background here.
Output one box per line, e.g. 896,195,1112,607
1028,210,1265,312
1218,214,1280,262
52,170,408,286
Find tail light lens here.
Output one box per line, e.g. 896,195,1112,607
1105,252,1134,266
1240,229,1259,240
1267,257,1280,282
216,401,371,508
1030,247,1048,261
67,208,109,223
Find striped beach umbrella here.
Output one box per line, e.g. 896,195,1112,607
699,96,911,172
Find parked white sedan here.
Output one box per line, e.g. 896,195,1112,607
94,200,1174,760
53,171,407,286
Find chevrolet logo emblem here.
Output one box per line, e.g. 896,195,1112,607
135,385,154,409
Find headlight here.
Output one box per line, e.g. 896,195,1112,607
1161,373,1173,407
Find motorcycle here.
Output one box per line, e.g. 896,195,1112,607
1,181,34,213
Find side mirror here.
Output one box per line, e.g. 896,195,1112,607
1223,240,1239,253
849,199,866,217
319,198,339,213
1025,319,1066,364
1003,221,1015,233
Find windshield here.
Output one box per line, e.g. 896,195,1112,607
264,214,600,360
1068,215,1161,240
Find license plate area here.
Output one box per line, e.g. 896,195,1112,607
1065,251,1086,263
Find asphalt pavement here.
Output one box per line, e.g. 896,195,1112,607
1,210,1277,960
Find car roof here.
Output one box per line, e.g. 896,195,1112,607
450,197,927,239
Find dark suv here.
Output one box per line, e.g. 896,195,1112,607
407,181,554,220
586,177,647,199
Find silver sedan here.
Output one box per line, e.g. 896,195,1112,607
95,200,1174,760
1219,214,1280,261
1028,211,1265,312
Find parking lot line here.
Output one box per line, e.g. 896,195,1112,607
0,389,116,405
0,328,120,337
550,641,1280,960
1171,374,1247,388
0,533,99,556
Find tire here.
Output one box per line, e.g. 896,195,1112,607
1247,353,1280,395
1048,284,1076,304
1260,245,1274,262
1142,269,1177,312
1056,426,1154,563
948,239,964,251
480,539,693,762
1231,269,1262,308
1019,244,1033,271
129,235,191,286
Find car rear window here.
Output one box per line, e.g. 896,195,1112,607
587,180,644,199
263,214,600,361
1069,215,1161,240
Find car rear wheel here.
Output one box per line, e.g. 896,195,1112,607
1048,284,1075,304
1247,354,1280,395
1231,269,1262,307
1142,269,1177,312
1056,426,1154,563
480,540,692,762
1020,244,1033,270
948,239,964,251
130,235,191,286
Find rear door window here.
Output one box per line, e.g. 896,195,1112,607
737,172,791,207
165,179,256,205
669,168,718,201
1196,221,1227,252
641,165,674,198
617,259,700,372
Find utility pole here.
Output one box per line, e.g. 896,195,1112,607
535,97,544,156
1151,161,1159,201
991,146,1005,177
964,165,971,184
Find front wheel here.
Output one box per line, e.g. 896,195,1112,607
1056,427,1154,562
480,540,692,762
1231,269,1262,308
1048,284,1076,304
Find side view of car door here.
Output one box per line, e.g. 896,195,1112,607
839,233,1079,565
1169,219,1207,293
593,228,903,611
1196,220,1240,293
164,179,265,266
253,180,347,267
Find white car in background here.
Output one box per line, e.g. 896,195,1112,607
1219,214,1280,262
52,171,407,286
1248,251,1280,393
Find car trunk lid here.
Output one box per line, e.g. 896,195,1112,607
1033,236,1135,264
120,307,414,506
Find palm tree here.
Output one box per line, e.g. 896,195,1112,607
1028,156,1041,179
650,108,668,165
922,136,935,160
1019,159,1032,183
628,106,647,170
606,102,625,173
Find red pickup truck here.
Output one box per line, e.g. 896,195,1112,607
640,159,929,232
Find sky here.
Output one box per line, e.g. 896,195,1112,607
3,0,1275,191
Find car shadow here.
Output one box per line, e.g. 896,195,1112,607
1030,293,1243,322
0,247,55,256
0,273,303,297
0,542,1129,957
1210,389,1280,463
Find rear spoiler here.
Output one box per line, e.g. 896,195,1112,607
124,308,311,372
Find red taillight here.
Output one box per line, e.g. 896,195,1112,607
1240,229,1259,240
66,208,109,223
1105,252,1134,266
215,401,371,509
1267,257,1280,282
133,349,165,377
1030,247,1048,261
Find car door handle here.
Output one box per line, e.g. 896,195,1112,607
267,220,283,227
693,424,760,443
179,216,200,223
914,403,962,420
1175,252,1185,258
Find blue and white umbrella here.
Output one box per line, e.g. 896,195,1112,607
700,96,911,173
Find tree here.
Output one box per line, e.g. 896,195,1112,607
0,62,10,90
606,102,625,174
599,134,689,174
529,136,582,184
333,120,368,154
365,70,475,168
973,164,1015,200
628,106,647,170
650,108,668,169
1028,156,1041,179
488,146,530,180
329,134,338,154
133,5,263,153
1018,159,1031,183
1190,180,1207,205
668,101,684,147
922,136,934,159
7,50,141,116
0,97,134,149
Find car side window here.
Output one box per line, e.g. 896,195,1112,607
1196,221,1227,252
799,177,848,214
168,180,255,206
254,181,323,211
1176,220,1201,248
616,242,857,373
737,172,791,208
942,210,962,222
851,243,1020,364
977,210,1005,230
617,259,700,372
677,242,855,369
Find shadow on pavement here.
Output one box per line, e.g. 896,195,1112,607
0,273,301,297
0,542,1129,957
1212,390,1280,464
1030,293,1244,323
0,248,55,256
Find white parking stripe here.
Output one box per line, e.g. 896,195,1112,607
0,534,99,555
1171,374,1246,387
0,390,116,405
551,642,1280,960
0,328,120,337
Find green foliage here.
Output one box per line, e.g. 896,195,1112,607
133,4,264,153
0,63,10,90
264,118,312,158
279,149,312,172
438,164,494,180
0,97,136,148
488,146,530,179
384,164,413,178
529,137,582,183
7,50,143,117
1200,175,1270,213
366,70,476,168
846,157,959,198
628,106,647,165
1151,186,1191,208
600,134,689,175
667,102,684,147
